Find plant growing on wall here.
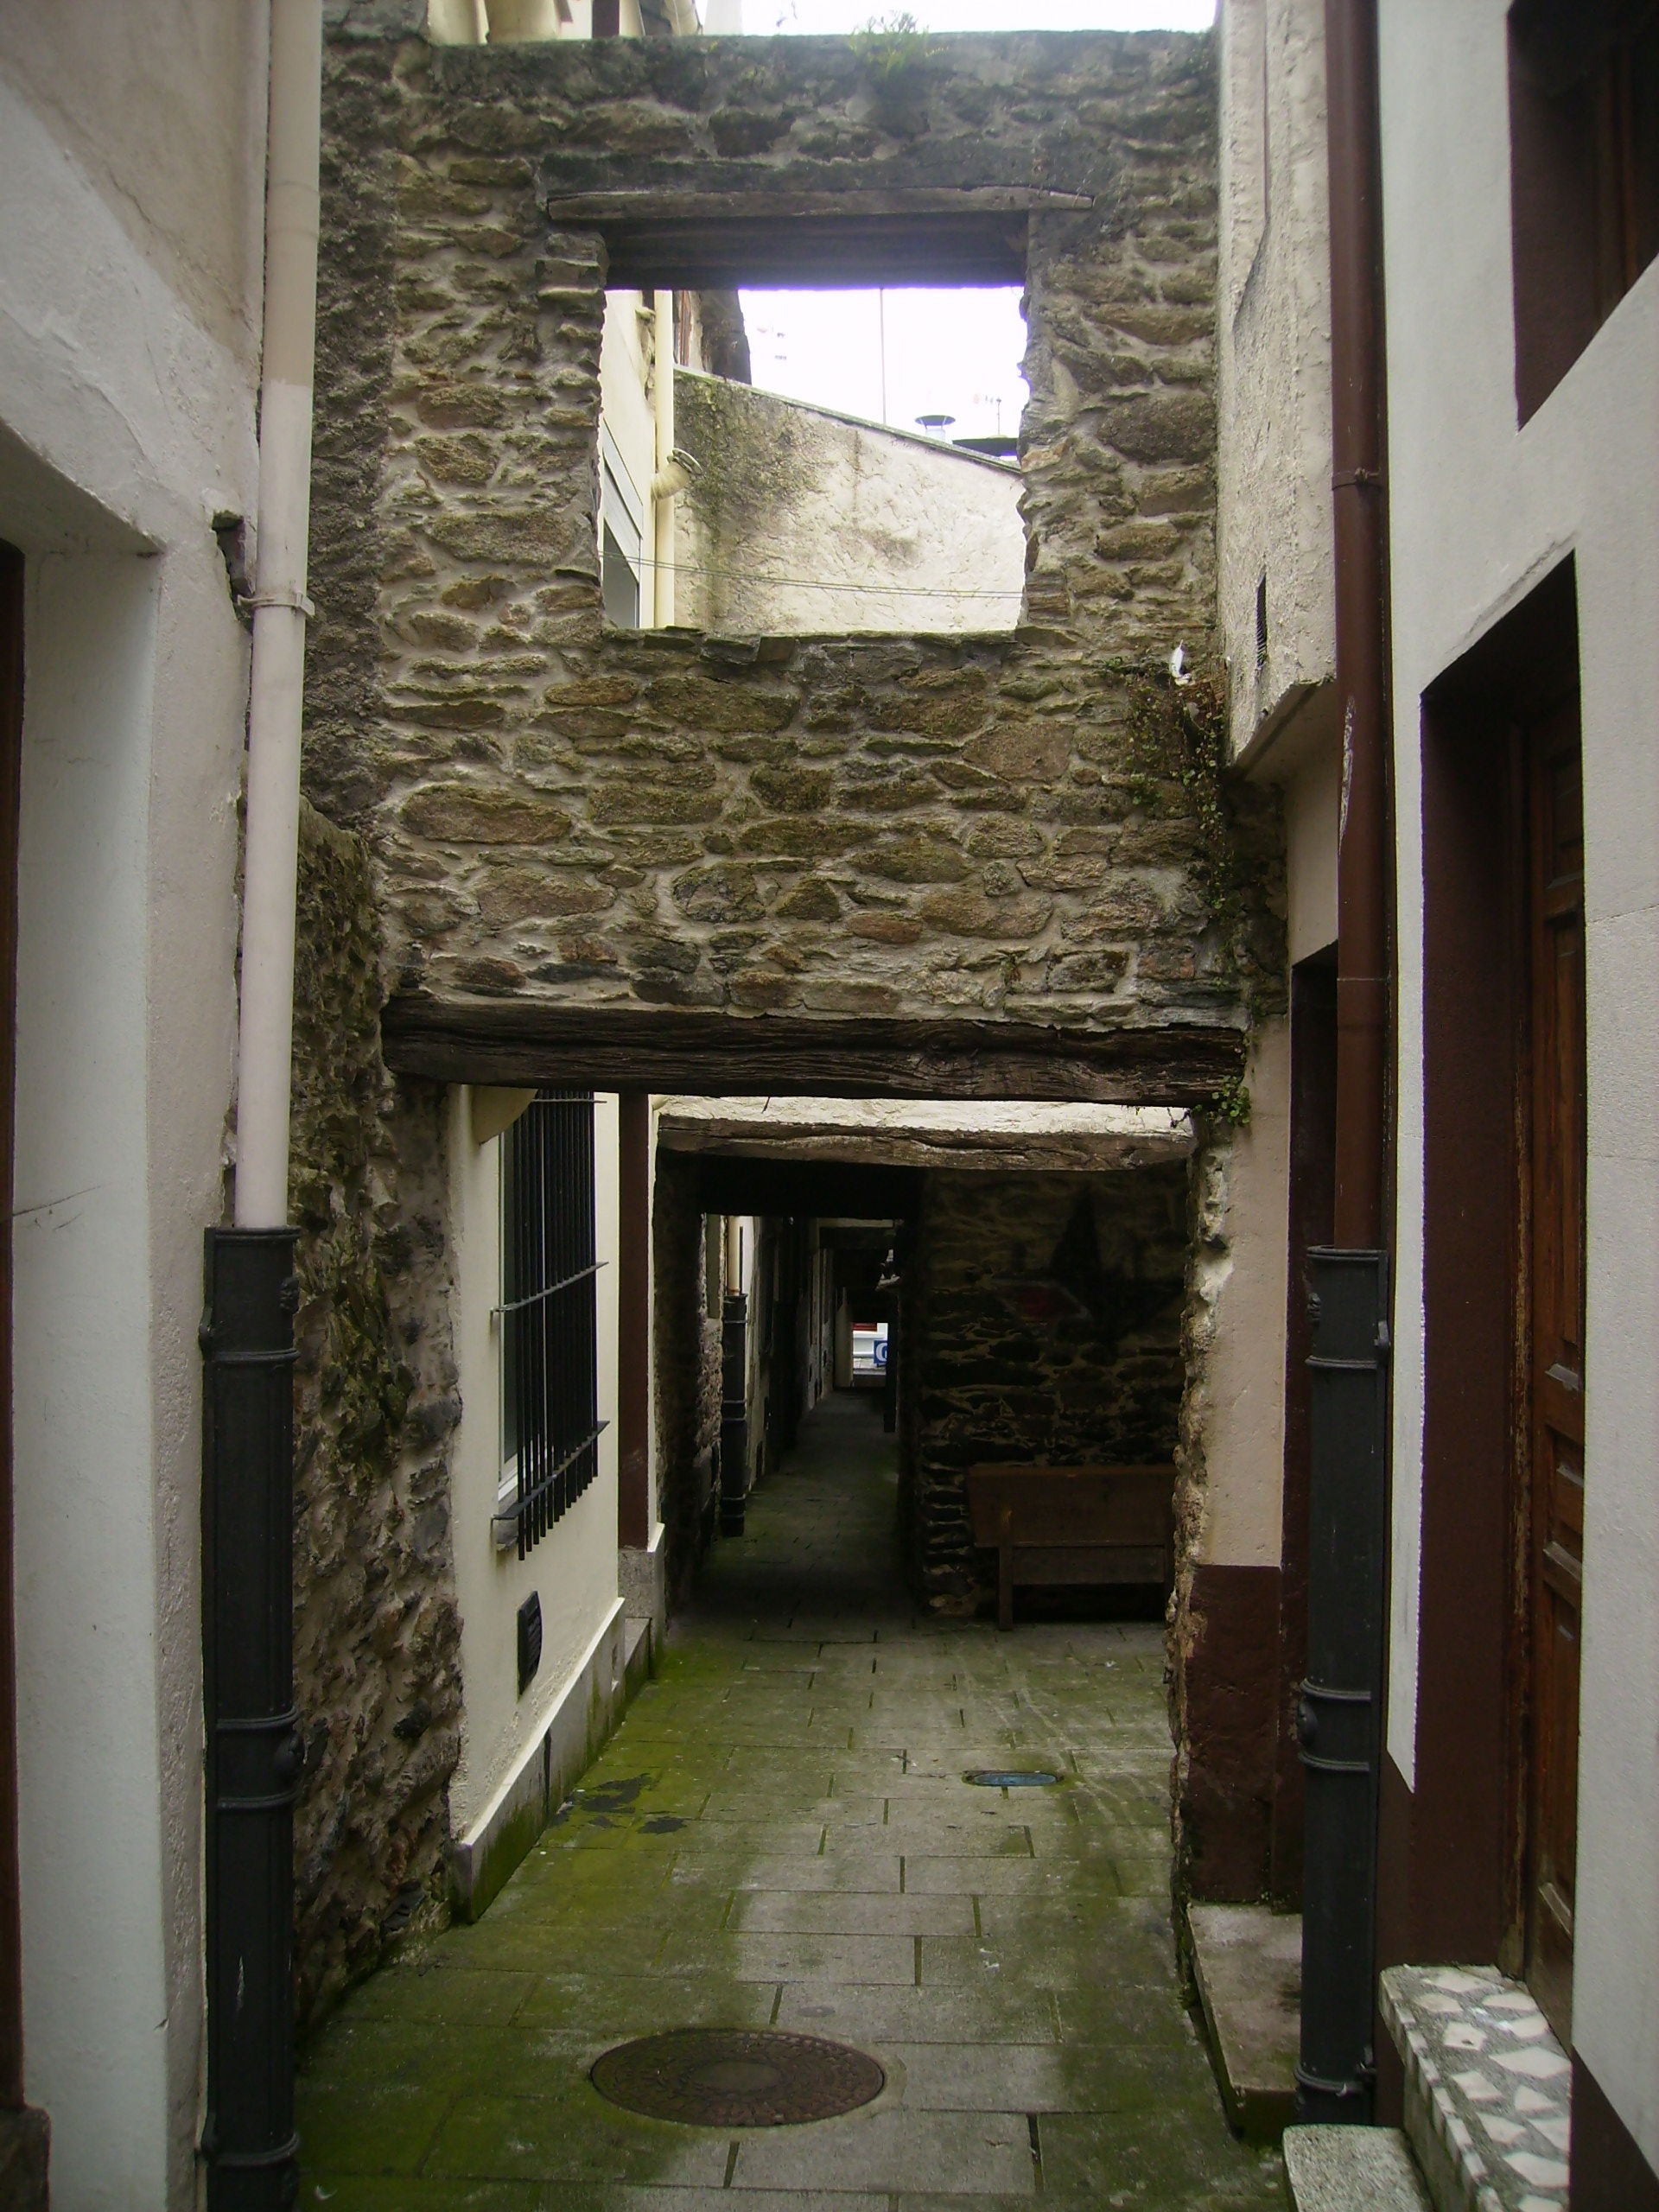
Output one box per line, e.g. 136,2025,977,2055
1121,657,1287,1128
851,12,941,84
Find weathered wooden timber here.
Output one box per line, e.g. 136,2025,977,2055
380,995,1248,1104
548,188,1095,286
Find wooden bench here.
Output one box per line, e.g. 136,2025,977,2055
966,1464,1177,1630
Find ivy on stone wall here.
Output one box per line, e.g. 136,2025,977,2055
289,800,463,2031
1123,658,1286,1124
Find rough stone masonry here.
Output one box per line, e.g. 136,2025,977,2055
308,11,1281,1092
285,4,1288,2017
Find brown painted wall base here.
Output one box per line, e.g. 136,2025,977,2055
1571,2052,1659,2212
1179,1564,1281,1900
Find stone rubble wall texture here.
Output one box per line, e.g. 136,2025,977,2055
300,10,1290,1935
289,801,463,2029
650,1152,721,1604
305,23,1286,1046
910,1166,1190,1610
671,367,1026,638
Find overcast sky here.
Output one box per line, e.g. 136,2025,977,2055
727,1,1213,441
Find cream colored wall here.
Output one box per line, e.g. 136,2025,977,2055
1379,0,1659,2160
1217,0,1336,759
1285,738,1338,963
427,2,640,43
0,1,267,371
447,1090,623,1840
673,376,1025,636
0,20,263,2205
1189,1025,1290,1568
1201,0,1339,1588
599,291,660,612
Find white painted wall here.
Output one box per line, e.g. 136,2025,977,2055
1283,741,1338,966
447,1090,623,1840
1190,1025,1290,1569
0,29,259,2207
673,373,1026,636
1200,0,1339,1596
1217,0,1336,761
1378,0,1659,2164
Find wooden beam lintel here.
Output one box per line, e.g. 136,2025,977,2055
380,995,1245,1107
545,186,1095,220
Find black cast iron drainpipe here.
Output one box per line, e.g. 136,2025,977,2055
200,1230,303,2208
1296,0,1395,2129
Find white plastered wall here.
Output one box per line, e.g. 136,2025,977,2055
1200,0,1340,1580
447,1090,624,1840
672,377,1026,636
1192,1025,1289,1570
1217,0,1335,762
0,29,260,2209
1379,0,1659,2163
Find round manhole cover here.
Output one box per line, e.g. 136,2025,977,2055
964,1768,1064,1788
590,2028,886,2127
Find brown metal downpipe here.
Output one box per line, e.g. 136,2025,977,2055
1327,0,1391,1247
616,1090,652,1553
1294,0,1395,2128
0,545,28,2126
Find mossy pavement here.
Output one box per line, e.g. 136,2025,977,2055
297,1392,1283,2210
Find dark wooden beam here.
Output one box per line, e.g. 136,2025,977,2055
546,188,1095,221
694,1155,920,1220
591,212,1033,290
381,995,1246,1106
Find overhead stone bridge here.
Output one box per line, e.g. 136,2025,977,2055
308,10,1281,1100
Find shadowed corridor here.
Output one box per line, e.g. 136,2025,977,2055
296,1390,1283,2209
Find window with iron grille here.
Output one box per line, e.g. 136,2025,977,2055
495,1090,604,1559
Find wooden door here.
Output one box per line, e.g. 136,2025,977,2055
1522,702,1586,2045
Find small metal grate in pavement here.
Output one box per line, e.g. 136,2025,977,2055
589,2029,886,2127
964,1768,1064,1787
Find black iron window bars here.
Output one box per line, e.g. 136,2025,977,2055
495,1090,606,1559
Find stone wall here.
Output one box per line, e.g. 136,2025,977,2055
651,1150,721,1603
304,24,1281,1072
289,801,463,2029
910,1165,1190,1610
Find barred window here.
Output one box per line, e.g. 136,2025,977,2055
495,1090,604,1558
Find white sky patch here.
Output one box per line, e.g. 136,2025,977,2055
723,0,1211,433
740,286,1028,444
716,1,1215,30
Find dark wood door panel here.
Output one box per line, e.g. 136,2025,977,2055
1522,704,1586,2048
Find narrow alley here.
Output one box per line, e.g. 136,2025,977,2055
296,1392,1282,2209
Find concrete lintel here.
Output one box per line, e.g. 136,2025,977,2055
658,1096,1196,1173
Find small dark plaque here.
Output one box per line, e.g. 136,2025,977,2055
517,1592,542,1695
964,1768,1064,1788
590,2028,885,2127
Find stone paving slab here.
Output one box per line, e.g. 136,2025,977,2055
297,1394,1281,2209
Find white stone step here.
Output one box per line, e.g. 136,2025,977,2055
1188,1902,1301,2140
1285,2126,1433,2210
1380,1965,1572,2212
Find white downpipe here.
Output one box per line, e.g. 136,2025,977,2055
652,290,676,628
235,0,323,1230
